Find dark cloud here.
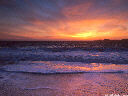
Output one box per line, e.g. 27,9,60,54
0,32,38,41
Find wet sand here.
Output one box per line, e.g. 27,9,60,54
0,71,128,96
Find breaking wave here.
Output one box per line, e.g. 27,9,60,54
1,48,128,64
1,61,128,74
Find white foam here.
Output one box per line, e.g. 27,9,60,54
1,48,128,64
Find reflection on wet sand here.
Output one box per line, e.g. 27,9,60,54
0,72,127,96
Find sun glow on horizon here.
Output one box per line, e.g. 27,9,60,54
0,0,128,41
72,32,94,37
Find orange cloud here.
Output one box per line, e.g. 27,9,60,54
15,17,128,40
1,0,128,41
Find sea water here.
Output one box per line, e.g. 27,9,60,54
0,41,128,96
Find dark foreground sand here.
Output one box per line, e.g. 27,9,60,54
0,71,128,96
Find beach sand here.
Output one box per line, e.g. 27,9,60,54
0,71,128,96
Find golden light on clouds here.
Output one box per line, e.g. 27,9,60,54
0,0,128,40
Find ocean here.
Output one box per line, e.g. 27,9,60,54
0,41,128,96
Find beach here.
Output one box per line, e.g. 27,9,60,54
0,41,128,96
0,61,128,96
1,0,128,95
0,70,128,96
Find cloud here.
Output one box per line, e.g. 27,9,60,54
0,0,128,40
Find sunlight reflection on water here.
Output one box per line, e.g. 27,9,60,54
31,61,128,73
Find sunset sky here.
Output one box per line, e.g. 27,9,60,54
0,0,128,41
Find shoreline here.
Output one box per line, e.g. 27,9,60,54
0,71,128,96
